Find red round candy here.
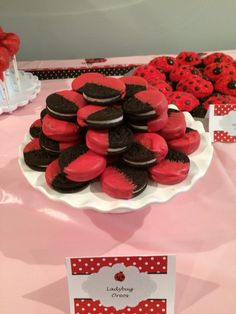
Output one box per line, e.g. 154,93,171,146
1,32,20,56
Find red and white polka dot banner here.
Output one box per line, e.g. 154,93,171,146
70,256,168,275
74,298,166,314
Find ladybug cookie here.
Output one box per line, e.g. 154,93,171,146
177,75,214,99
166,91,200,111
169,64,202,82
215,75,236,97
132,64,166,81
203,62,236,81
202,94,236,110
176,51,202,67
149,56,176,73
203,52,234,66
147,78,173,95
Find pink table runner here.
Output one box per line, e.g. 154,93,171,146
1,53,236,314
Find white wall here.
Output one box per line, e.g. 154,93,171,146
1,0,236,61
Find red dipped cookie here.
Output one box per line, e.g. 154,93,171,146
0,46,10,71
45,159,89,193
120,76,148,98
203,52,234,66
86,126,133,155
39,132,82,156
158,109,186,140
71,73,104,93
134,133,168,163
202,94,236,110
77,105,123,128
23,138,56,171
101,165,148,199
165,91,200,112
168,127,201,155
149,149,190,184
214,74,236,97
46,90,86,121
176,51,202,66
176,76,214,99
82,76,126,104
1,32,20,56
149,56,176,73
147,78,173,95
29,119,42,138
169,64,202,82
128,110,168,132
203,62,236,81
132,64,166,81
123,90,168,121
42,114,80,142
59,144,106,182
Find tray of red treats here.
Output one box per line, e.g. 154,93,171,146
0,26,41,114
18,72,213,213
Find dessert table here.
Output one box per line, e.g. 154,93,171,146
0,54,236,314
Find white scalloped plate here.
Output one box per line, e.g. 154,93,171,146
0,70,41,114
18,110,213,213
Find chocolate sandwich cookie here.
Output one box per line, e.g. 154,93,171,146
71,73,104,93
86,125,133,155
39,132,81,156
29,119,42,138
167,127,201,155
120,76,148,98
82,76,126,104
40,108,47,120
158,109,186,140
123,90,168,121
45,159,89,193
46,90,86,121
149,149,190,184
134,133,168,163
42,114,80,142
101,165,148,199
128,110,168,132
59,144,107,182
23,138,56,171
77,105,123,128
122,142,157,168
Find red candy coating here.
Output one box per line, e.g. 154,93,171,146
71,73,104,92
42,114,80,142
101,167,135,199
147,78,173,95
165,91,200,112
64,150,106,182
134,133,168,162
134,90,168,116
168,128,201,155
149,158,190,184
23,138,41,153
158,110,186,140
86,129,108,155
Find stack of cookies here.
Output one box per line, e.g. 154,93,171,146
24,72,201,199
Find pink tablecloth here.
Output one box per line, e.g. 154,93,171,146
1,55,236,314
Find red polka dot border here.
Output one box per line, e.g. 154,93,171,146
74,298,166,314
71,256,168,275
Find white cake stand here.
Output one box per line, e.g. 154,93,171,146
0,69,41,114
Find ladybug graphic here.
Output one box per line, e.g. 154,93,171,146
114,271,125,282
85,58,107,64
